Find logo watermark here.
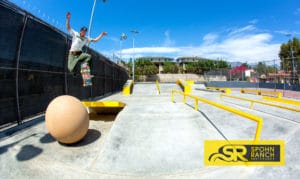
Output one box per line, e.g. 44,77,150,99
204,140,284,166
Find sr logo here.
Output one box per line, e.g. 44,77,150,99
209,144,248,162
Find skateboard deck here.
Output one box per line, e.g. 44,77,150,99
80,63,92,87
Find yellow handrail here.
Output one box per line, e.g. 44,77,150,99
206,86,232,94
221,94,300,112
172,90,263,141
156,80,160,94
240,88,282,98
262,96,300,106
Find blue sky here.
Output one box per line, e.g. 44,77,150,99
9,0,300,63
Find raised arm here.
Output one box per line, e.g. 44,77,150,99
66,12,71,31
91,32,107,42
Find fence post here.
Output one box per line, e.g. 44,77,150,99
15,14,28,124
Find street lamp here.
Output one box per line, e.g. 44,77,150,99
88,0,107,47
131,30,139,81
119,33,127,64
286,34,296,84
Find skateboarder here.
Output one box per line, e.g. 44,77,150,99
66,12,107,76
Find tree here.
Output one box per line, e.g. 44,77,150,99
279,37,300,84
134,58,158,75
216,60,231,69
185,59,230,74
279,37,300,72
163,62,178,73
255,62,267,76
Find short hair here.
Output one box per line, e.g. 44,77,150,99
80,26,88,32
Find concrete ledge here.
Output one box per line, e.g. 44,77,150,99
122,80,134,95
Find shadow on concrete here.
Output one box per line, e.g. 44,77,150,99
59,129,101,147
0,133,38,156
195,88,221,93
185,103,228,140
16,144,43,161
40,133,56,144
222,100,300,124
0,117,44,140
0,143,13,155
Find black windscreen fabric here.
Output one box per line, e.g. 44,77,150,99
0,68,18,126
0,4,24,67
19,17,66,71
18,70,65,119
0,0,128,128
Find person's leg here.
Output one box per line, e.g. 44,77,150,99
77,53,91,64
68,54,80,72
78,53,94,78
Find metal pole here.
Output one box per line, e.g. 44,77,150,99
131,30,138,81
286,34,296,84
15,15,28,124
274,59,276,91
290,45,296,84
120,33,127,64
87,0,107,47
283,58,286,97
88,0,97,47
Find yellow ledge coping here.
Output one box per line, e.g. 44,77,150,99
172,90,263,141
221,94,300,112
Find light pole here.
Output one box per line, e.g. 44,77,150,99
119,33,127,64
286,34,296,84
88,0,107,47
131,30,139,81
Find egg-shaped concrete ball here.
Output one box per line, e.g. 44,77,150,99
45,95,89,144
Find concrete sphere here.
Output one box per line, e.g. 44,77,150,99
45,95,89,144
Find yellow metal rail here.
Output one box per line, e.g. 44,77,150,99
82,101,126,108
220,94,300,112
122,80,134,95
156,80,160,94
262,96,300,107
172,90,263,141
176,79,192,94
82,101,126,114
206,86,231,94
240,88,282,98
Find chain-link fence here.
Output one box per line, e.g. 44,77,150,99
204,59,300,98
0,1,128,128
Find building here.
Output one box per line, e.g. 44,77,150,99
137,57,174,74
176,56,212,73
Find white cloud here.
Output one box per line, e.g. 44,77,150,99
106,25,281,63
228,25,256,36
203,33,218,44
163,30,175,46
122,47,181,54
275,30,300,36
249,19,258,24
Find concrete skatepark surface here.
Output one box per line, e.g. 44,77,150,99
0,83,299,178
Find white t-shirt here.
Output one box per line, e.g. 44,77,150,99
68,29,91,52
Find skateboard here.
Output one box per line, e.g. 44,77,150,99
80,62,92,87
